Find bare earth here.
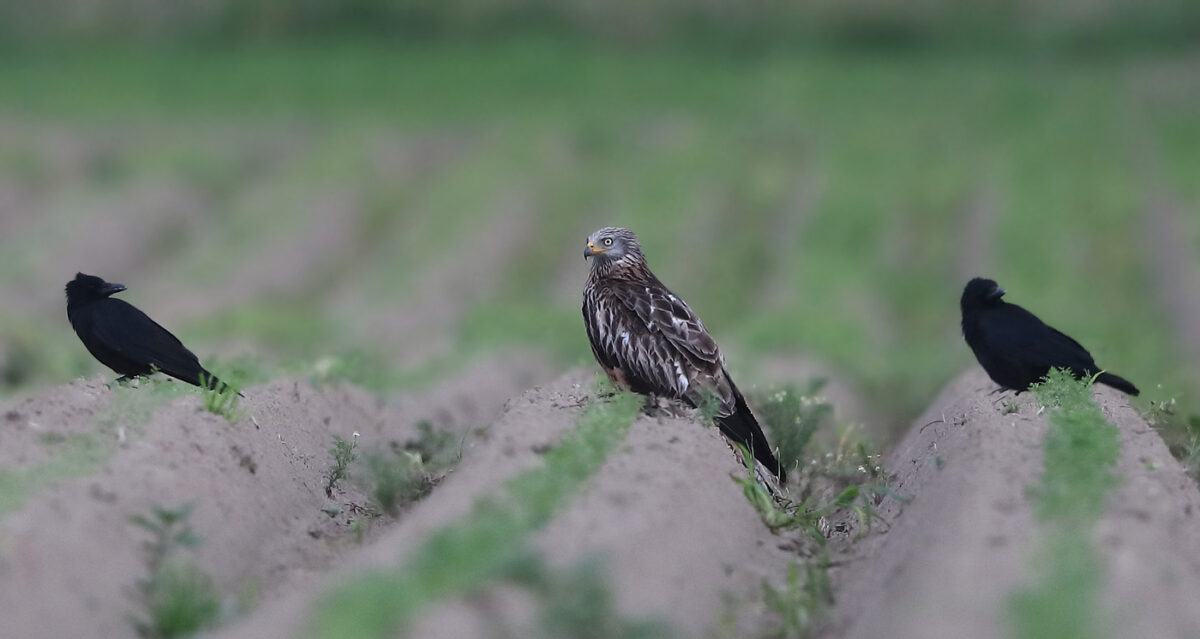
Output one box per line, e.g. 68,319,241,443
1,365,1199,638
823,369,1200,639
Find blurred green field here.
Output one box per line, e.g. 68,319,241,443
0,37,1197,436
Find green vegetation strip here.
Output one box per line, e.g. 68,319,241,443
1008,369,1121,639
308,389,643,639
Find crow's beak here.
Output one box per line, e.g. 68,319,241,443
100,282,127,296
989,286,1006,300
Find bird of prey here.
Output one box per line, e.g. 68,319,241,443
66,272,235,393
960,277,1139,395
582,227,786,484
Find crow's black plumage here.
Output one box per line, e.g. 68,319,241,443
582,227,786,484
960,277,1139,396
66,273,233,393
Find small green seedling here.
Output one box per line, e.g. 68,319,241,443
325,434,359,497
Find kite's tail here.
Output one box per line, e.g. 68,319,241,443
716,388,787,485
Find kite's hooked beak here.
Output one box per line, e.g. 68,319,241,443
584,242,604,259
100,282,127,297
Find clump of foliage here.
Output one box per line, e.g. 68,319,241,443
754,379,833,475
129,505,221,639
402,420,460,469
351,420,462,516
360,449,434,517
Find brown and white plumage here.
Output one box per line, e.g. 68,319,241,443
582,227,786,484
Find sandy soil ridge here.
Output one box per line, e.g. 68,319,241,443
823,369,1200,639
214,370,800,639
0,353,548,639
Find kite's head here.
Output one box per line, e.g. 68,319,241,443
961,277,1005,311
584,227,643,264
65,272,126,306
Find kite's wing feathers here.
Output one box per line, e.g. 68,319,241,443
585,285,694,398
613,283,721,367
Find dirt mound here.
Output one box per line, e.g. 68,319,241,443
7,362,1199,639
212,370,798,639
822,369,1200,639
0,352,549,639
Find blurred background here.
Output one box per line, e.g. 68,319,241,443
0,0,1198,442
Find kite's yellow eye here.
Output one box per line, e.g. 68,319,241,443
602,238,613,247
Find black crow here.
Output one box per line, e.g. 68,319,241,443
582,227,786,486
66,273,234,393
960,277,1139,396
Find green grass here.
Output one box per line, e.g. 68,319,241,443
1008,369,1121,639
307,386,642,639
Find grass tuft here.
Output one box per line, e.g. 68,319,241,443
199,373,244,423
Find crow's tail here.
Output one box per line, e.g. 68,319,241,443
1096,372,1139,396
198,369,244,397
716,388,786,484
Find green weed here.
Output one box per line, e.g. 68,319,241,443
402,420,460,469
732,442,879,542
753,380,832,477
199,373,244,423
325,434,359,497
359,449,433,517
129,505,221,639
